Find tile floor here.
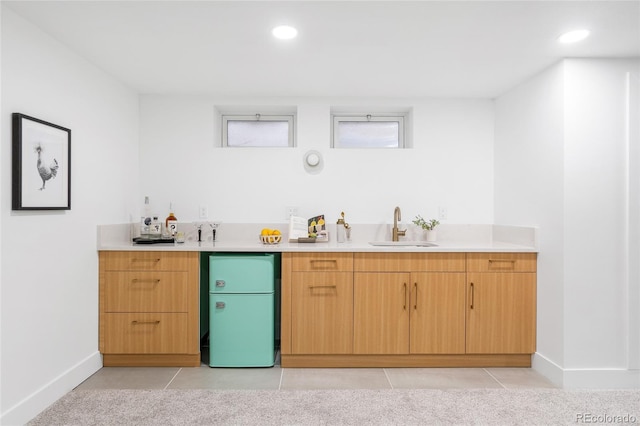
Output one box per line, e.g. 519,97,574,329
76,354,555,391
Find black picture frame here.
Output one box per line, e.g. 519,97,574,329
12,113,71,210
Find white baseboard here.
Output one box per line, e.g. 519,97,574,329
532,352,564,387
1,351,102,426
533,352,640,389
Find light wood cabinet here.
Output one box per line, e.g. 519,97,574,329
291,272,353,354
267,250,536,368
410,272,466,354
466,253,537,354
283,253,353,356
353,253,466,355
99,251,200,366
353,272,410,354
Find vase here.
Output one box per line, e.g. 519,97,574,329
425,230,437,242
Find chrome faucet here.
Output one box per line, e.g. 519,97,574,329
392,206,406,241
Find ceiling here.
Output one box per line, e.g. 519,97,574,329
4,1,640,98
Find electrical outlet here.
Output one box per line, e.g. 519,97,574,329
285,206,299,219
199,205,208,219
438,206,448,220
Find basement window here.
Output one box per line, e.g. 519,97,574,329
332,114,405,148
222,114,295,147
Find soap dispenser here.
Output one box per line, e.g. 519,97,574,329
336,211,348,243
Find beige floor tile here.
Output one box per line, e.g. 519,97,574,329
385,368,503,389
281,368,392,390
168,365,282,390
74,367,180,390
485,368,557,389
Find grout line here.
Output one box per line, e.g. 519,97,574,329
164,368,182,390
383,368,394,389
483,368,507,389
277,366,285,390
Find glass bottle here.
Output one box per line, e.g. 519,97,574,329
165,203,178,236
141,196,151,237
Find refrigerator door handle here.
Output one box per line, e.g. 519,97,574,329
215,301,226,309
216,280,226,288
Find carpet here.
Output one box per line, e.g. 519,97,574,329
28,388,639,425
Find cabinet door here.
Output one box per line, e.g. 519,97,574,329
354,272,410,354
291,272,353,354
410,273,466,354
466,273,536,354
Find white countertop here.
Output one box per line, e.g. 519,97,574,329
98,223,539,253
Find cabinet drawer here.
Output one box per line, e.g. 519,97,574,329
354,253,465,272
291,252,353,272
104,272,188,312
466,253,537,272
103,313,189,354
101,251,196,271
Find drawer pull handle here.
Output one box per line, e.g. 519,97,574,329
131,279,160,284
487,259,517,271
309,259,339,270
309,285,337,289
132,258,161,262
131,320,160,325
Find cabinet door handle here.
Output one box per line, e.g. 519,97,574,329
470,283,475,309
403,283,407,310
131,320,160,325
131,279,160,284
414,282,418,310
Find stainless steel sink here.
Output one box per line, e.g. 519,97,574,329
368,241,438,247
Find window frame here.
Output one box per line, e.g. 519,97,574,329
222,114,296,148
331,114,405,149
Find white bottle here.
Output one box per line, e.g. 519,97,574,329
140,196,152,236
336,217,346,243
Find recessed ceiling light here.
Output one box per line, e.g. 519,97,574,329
272,25,298,40
557,29,590,44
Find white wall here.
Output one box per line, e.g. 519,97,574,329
563,59,639,378
139,96,495,227
494,61,566,379
0,8,139,424
495,58,640,388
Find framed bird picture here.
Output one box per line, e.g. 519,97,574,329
12,113,71,210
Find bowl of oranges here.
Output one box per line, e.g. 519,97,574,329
259,228,282,244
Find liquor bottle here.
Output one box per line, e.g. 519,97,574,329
140,196,152,236
150,215,162,238
165,202,178,236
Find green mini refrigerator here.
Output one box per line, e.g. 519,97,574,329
209,253,275,367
